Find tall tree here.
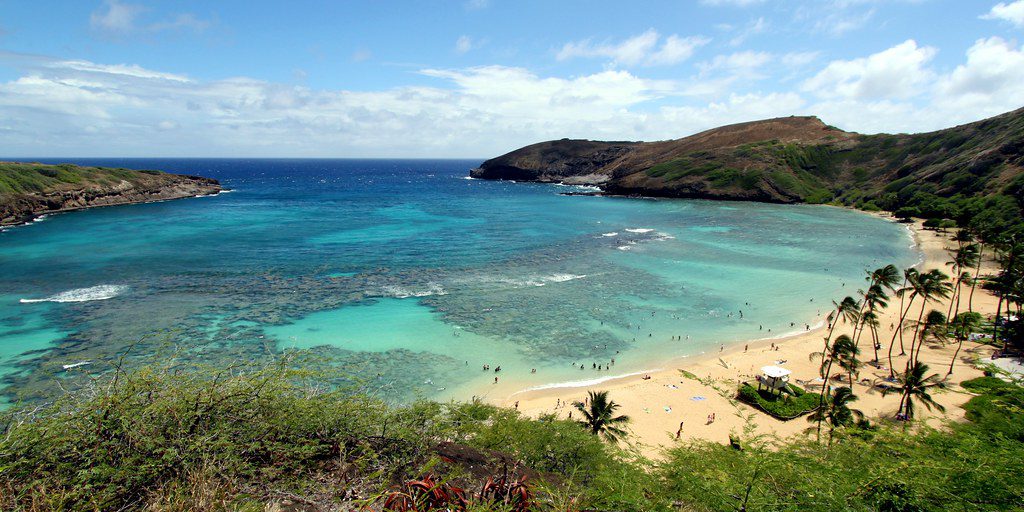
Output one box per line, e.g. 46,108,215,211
884,362,946,420
946,243,979,321
806,386,863,446
573,390,630,443
888,268,920,375
811,334,857,441
948,312,982,375
906,270,952,368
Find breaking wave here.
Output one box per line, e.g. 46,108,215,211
21,284,129,303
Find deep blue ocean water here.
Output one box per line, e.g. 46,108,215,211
0,158,918,403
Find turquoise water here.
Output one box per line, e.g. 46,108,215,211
0,159,918,403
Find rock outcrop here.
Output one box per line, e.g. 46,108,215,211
471,108,1024,206
0,162,222,227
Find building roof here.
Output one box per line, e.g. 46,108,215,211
761,365,792,379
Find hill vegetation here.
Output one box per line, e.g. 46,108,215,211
0,162,221,226
473,107,1024,240
1,358,1021,511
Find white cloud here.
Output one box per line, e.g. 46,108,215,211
556,30,710,67
936,37,1024,115
700,51,773,74
90,0,143,33
89,0,210,36
781,51,819,68
729,17,769,46
802,40,936,100
49,60,191,82
981,1,1024,27
455,35,475,54
1,34,1023,157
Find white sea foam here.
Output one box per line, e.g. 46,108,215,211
198,189,235,197
20,284,128,303
617,245,632,251
601,232,618,237
461,176,477,180
625,228,654,233
514,369,662,393
381,282,447,298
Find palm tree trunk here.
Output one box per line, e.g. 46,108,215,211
871,324,880,363
909,300,928,367
948,335,964,375
816,357,835,442
952,276,963,324
968,244,984,313
888,295,916,377
946,271,958,319
993,292,1005,352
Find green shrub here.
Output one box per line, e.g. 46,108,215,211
737,383,821,419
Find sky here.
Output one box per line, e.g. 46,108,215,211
0,0,1023,158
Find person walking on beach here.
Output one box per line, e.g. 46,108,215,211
676,421,684,439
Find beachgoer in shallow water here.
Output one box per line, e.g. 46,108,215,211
494,377,498,384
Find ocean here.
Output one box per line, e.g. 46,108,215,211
0,158,919,404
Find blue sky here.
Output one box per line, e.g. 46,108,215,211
1,0,1023,157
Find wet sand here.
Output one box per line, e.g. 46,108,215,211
494,217,1000,455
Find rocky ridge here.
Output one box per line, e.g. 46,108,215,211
0,162,222,227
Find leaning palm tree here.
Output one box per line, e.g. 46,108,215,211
573,390,630,443
907,270,952,367
835,337,861,388
946,243,980,320
888,268,920,373
948,312,982,375
811,334,857,441
807,386,863,446
884,362,946,420
820,296,860,356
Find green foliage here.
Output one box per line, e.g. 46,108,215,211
463,408,611,477
659,390,1024,511
0,162,166,196
961,377,1024,441
737,383,821,419
3,357,1024,511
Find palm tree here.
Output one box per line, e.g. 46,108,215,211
836,337,861,387
884,362,946,420
855,284,888,355
811,334,857,441
888,268,920,373
948,312,982,375
807,386,863,446
862,311,883,363
906,270,952,367
946,243,979,321
820,296,859,356
573,390,630,443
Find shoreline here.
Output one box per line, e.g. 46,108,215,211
490,214,1001,455
0,187,224,229
464,201,915,402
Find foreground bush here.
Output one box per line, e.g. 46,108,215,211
2,357,1023,511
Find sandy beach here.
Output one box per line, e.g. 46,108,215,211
497,216,1002,455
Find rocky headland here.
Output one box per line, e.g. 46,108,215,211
472,108,1024,235
0,162,222,227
